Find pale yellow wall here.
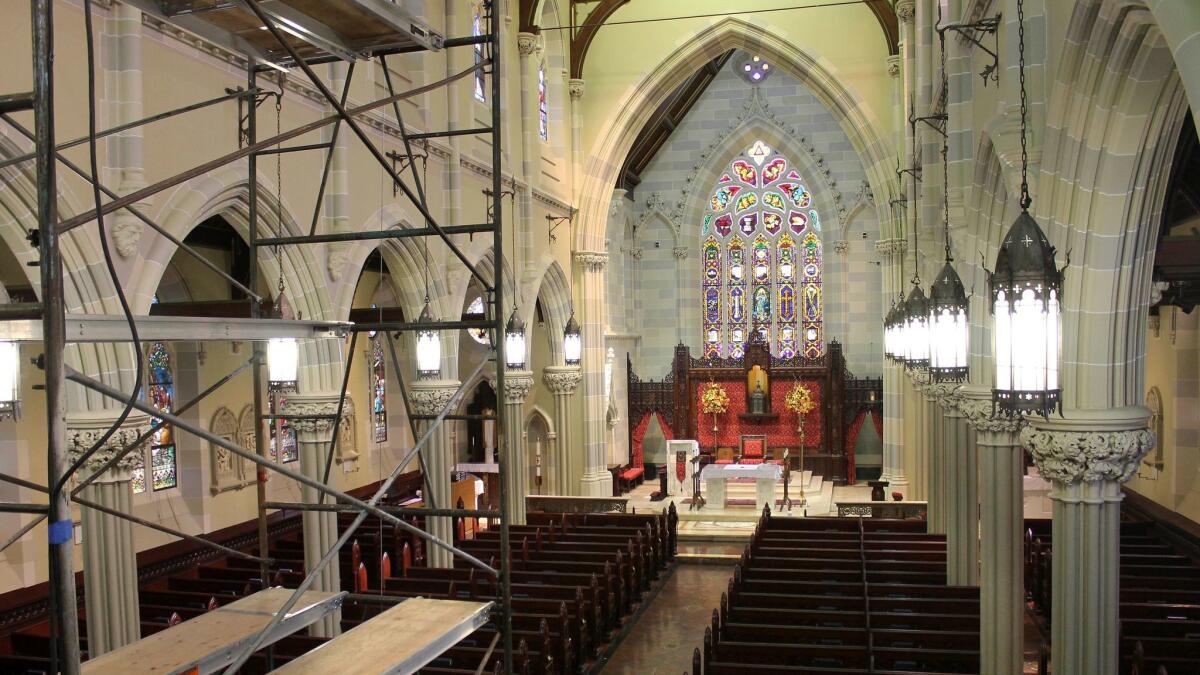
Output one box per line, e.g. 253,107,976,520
578,1,895,163
1127,307,1200,521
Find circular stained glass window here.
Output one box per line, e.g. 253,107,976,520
466,296,491,345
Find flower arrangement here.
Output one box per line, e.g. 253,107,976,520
785,382,816,437
699,382,730,431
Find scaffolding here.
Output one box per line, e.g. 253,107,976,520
3,0,516,672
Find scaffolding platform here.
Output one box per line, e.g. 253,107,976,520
271,597,493,675
80,588,346,675
127,0,443,67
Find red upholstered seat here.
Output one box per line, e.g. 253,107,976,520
620,467,644,481
714,459,735,465
739,435,767,464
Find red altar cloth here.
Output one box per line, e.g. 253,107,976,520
696,379,823,449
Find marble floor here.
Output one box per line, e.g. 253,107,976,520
600,565,733,674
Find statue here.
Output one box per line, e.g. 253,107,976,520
749,381,766,414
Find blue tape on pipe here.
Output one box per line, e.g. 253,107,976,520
48,519,73,545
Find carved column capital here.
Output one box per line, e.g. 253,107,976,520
672,247,689,260
886,55,901,78
959,397,1024,434
67,414,154,477
832,240,849,255
874,238,908,256
568,78,585,100
896,0,915,24
627,247,643,260
281,394,353,435
574,251,608,272
931,382,963,413
543,365,582,395
408,380,461,418
1020,408,1155,484
494,371,535,405
517,32,539,57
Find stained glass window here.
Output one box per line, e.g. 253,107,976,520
472,4,486,103
269,391,298,464
701,141,823,358
466,296,491,345
538,61,548,141
702,236,722,358
371,334,387,443
147,342,177,491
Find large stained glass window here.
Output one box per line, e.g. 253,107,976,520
472,3,486,103
538,61,548,141
371,334,387,443
701,141,823,358
142,342,177,492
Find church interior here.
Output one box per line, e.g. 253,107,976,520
0,0,1198,673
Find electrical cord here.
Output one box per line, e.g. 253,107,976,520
58,0,144,494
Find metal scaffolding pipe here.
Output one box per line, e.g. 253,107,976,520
55,61,485,235
263,502,501,519
0,87,259,172
33,0,81,670
62,364,496,575
258,222,492,247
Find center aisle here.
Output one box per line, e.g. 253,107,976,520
600,566,733,674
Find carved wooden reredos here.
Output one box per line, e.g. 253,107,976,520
627,340,882,484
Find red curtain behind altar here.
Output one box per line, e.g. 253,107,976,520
696,379,823,449
845,411,867,484
631,411,675,469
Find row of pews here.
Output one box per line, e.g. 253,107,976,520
1026,518,1200,674
693,511,980,675
0,498,678,674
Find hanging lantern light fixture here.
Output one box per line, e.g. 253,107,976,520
900,103,928,373
928,22,970,383
0,340,21,419
505,308,527,369
415,300,442,378
562,310,581,366
415,237,441,379
267,337,299,391
987,0,1063,417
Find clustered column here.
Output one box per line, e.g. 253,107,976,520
576,251,613,497
961,395,1024,675
543,366,582,495
68,418,149,656
409,380,460,568
1023,409,1154,675
498,372,534,523
936,385,976,586
282,395,346,638
875,239,907,489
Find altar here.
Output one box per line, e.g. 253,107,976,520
700,462,781,511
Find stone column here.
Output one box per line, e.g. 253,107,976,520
673,246,689,343
517,33,541,189
936,384,976,586
105,3,148,261
68,418,150,655
409,380,460,568
497,372,534,523
1022,408,1154,675
961,391,1024,675
323,62,352,279
876,239,907,488
576,251,614,496
543,366,582,495
281,395,347,637
569,79,585,196
919,375,944,533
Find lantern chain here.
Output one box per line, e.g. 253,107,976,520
275,94,285,300
1018,0,1031,211
940,6,952,263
